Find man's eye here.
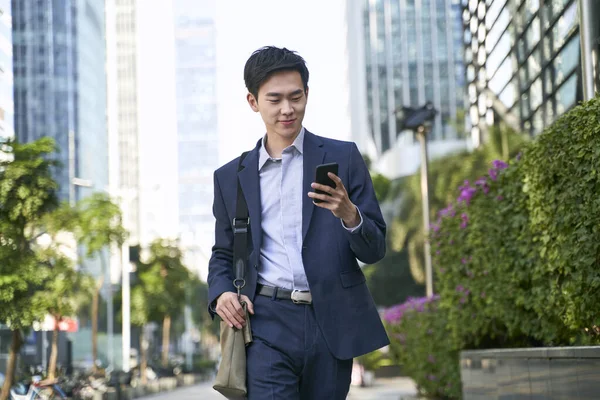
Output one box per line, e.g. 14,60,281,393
268,100,279,103
291,97,301,102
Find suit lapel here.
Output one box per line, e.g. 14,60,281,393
302,131,325,241
237,144,262,259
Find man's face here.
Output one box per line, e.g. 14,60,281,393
247,70,308,141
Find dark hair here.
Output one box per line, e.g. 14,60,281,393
244,46,309,99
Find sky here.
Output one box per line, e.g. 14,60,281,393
214,0,356,164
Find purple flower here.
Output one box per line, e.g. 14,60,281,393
439,268,446,274
430,223,440,232
456,285,464,292
492,160,509,170
516,152,523,161
476,177,490,194
428,374,437,381
461,257,468,264
458,181,477,204
460,213,469,229
460,297,467,304
489,168,499,181
438,204,456,218
428,354,436,363
496,195,504,201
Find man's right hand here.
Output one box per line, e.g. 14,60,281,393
215,292,255,329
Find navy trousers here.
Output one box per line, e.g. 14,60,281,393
246,293,353,400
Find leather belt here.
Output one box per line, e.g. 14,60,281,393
256,284,312,304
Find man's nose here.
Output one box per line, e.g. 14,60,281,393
281,101,293,115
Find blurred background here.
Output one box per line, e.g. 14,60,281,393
0,0,598,393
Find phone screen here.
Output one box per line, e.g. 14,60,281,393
314,163,338,203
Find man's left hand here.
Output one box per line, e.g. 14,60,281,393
309,173,360,228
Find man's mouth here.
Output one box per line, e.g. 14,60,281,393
280,119,296,126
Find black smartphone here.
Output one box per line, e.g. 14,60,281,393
314,162,339,203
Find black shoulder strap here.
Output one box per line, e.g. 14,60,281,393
233,151,250,294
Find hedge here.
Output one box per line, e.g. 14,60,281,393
383,96,600,399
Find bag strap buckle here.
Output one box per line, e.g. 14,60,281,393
232,218,250,234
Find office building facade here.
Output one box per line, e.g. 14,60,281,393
463,0,600,140
173,0,219,279
0,0,13,141
364,0,467,153
12,0,107,202
363,0,470,178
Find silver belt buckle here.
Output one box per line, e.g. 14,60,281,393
291,290,312,304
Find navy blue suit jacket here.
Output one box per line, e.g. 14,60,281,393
207,130,390,359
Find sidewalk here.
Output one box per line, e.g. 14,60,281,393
135,376,419,399
347,377,419,400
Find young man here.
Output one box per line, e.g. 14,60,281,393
208,46,389,399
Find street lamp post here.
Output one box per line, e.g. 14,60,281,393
395,103,437,298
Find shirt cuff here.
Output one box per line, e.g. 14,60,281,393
341,206,363,233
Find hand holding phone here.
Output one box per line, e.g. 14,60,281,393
313,163,339,203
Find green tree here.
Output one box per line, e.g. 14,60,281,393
35,204,96,380
0,138,59,400
35,243,93,380
71,193,126,373
130,281,150,384
188,277,219,339
144,239,190,367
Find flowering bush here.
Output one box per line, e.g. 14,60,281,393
386,97,600,398
431,155,551,348
384,296,462,399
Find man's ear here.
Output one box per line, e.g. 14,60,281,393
247,93,259,112
305,86,309,100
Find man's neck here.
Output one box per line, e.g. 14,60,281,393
265,129,301,159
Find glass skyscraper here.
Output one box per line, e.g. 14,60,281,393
12,0,107,202
174,0,219,278
364,0,466,156
463,0,600,139
0,0,13,141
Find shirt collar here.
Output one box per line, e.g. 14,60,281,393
258,127,305,171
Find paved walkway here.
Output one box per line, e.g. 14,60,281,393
137,377,418,399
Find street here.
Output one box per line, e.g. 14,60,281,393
136,377,418,400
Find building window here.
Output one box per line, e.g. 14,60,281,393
556,73,577,114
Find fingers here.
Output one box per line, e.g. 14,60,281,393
327,172,343,187
217,307,242,329
240,295,255,314
216,292,248,329
310,182,336,194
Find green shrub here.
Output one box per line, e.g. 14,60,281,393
432,157,550,347
384,297,462,399
522,96,600,342
384,96,600,397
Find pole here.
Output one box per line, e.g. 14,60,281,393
417,125,433,297
107,273,114,368
579,0,598,101
41,331,48,373
68,130,76,206
121,202,131,372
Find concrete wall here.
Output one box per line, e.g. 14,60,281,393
460,346,600,399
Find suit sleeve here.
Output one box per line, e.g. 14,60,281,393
344,143,387,264
207,171,236,318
